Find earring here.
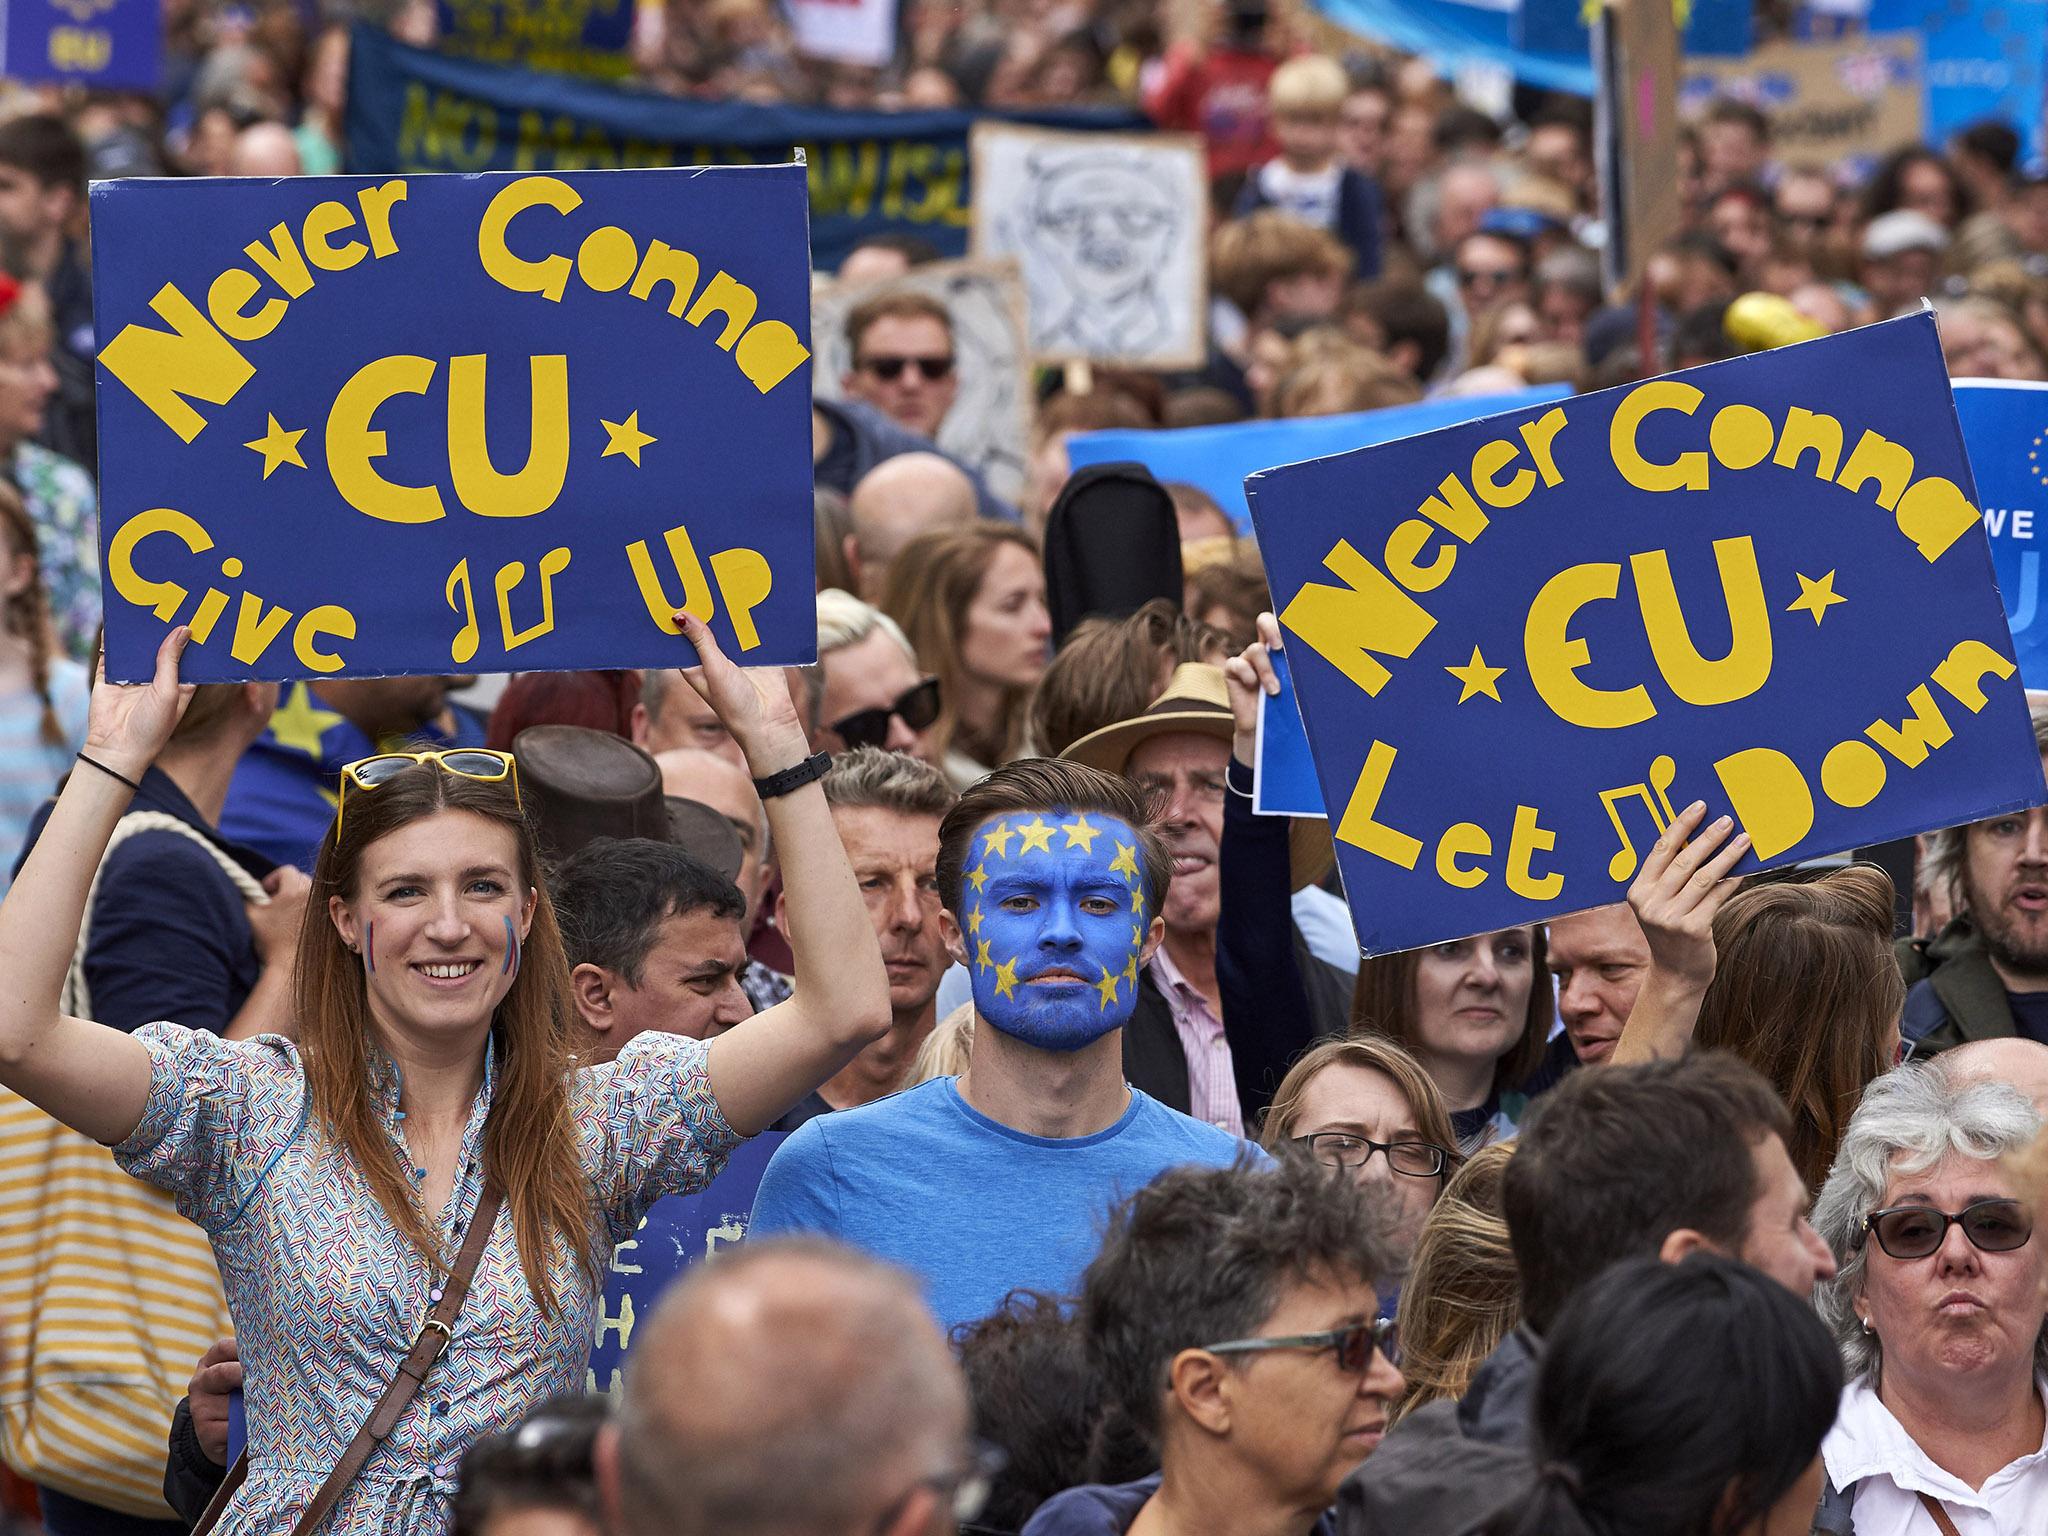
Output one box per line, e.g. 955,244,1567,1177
344,940,359,954
1859,1316,1875,1336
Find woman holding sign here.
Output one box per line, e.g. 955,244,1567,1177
0,615,891,1536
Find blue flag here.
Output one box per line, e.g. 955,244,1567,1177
0,0,158,90
1955,380,2048,688
91,165,817,683
344,25,1144,272
1068,387,1570,538
1248,315,2044,955
435,0,636,78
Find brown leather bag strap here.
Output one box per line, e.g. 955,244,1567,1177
190,1179,505,1536
1917,1490,1964,1536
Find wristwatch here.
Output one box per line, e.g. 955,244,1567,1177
752,751,830,799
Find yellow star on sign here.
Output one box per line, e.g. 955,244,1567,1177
1094,964,1121,1009
975,938,993,973
992,957,1019,999
1060,815,1099,852
267,682,343,759
1017,816,1056,854
967,906,983,935
968,863,988,893
1788,570,1846,625
1445,646,1507,703
1109,842,1139,882
981,822,1016,859
244,414,306,479
599,411,656,466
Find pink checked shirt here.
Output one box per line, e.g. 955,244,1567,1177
1147,947,1243,1135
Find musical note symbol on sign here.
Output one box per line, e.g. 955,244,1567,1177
1599,754,1679,882
495,546,573,652
446,560,480,666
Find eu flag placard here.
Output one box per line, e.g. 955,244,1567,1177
1247,314,2045,955
91,165,816,684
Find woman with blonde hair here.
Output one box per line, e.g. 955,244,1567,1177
0,615,889,1536
1617,807,1905,1188
882,523,1050,789
1391,1142,1518,1423
1260,1034,1461,1262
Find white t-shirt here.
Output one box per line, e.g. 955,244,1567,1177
1257,159,1343,231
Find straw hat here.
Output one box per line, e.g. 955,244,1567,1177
1060,663,1335,891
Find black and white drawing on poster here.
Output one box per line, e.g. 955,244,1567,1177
970,123,1207,371
812,257,1035,508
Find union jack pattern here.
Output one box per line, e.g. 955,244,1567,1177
114,1021,741,1536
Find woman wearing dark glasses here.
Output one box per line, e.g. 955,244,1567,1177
1812,1062,2048,1534
0,616,891,1536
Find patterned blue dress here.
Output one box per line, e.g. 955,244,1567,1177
113,1022,739,1536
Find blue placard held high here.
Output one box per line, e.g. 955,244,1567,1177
91,166,817,684
1955,380,2048,688
1248,314,2044,956
1,0,159,91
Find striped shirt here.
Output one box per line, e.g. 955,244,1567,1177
1147,946,1243,1136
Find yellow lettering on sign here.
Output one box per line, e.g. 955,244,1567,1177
326,355,446,524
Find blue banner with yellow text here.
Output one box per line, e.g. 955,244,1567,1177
345,25,1143,272
91,165,816,684
1248,315,2045,955
436,0,635,79
0,0,158,90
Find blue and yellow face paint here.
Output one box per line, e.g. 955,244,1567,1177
961,810,1152,1051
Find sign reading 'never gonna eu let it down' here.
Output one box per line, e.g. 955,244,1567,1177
1248,315,2046,956
92,165,818,684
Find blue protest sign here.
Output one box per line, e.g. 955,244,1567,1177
91,166,816,684
1954,380,2048,688
1067,387,1569,538
1870,0,2047,166
1516,0,1750,61
1248,315,2044,955
1306,0,1594,93
435,0,635,78
0,0,158,90
1255,649,1325,818
345,26,1145,272
587,1133,785,1396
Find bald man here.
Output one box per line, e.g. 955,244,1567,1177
844,451,977,604
1936,1036,2048,1114
597,1237,975,1536
229,121,302,177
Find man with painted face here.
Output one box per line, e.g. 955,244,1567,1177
748,758,1246,1332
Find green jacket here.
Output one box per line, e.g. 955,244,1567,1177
1897,915,2017,1055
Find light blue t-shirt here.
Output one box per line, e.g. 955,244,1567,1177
749,1076,1248,1333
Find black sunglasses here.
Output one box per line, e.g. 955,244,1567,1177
858,354,955,382
831,677,942,750
1855,1198,2034,1261
1203,1316,1395,1374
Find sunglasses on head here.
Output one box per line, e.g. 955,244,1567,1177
1855,1197,2034,1261
858,354,955,382
830,677,941,751
338,749,519,832
1203,1316,1395,1374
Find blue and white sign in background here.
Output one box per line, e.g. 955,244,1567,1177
1956,380,2048,688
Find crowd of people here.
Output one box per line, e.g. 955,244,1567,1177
0,0,2044,1534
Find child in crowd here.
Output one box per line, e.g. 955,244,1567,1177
1233,55,1384,281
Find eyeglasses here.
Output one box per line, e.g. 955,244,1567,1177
830,677,941,750
1203,1317,1395,1374
1855,1198,2034,1261
858,354,955,382
1457,265,1518,289
1296,1131,1453,1179
868,1439,1006,1536
337,748,519,832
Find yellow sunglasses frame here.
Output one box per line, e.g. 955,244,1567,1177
336,749,520,834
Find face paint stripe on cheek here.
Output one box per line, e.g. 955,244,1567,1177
503,914,519,977
365,921,375,974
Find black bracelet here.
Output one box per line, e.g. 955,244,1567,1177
76,752,143,795
752,751,830,800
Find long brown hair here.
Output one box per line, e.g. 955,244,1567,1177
0,481,59,745
294,765,596,1315
1695,865,1902,1190
1258,1034,1461,1165
882,522,1041,769
1349,928,1553,1100
1392,1142,1518,1423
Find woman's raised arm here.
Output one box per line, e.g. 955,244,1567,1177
0,629,193,1144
